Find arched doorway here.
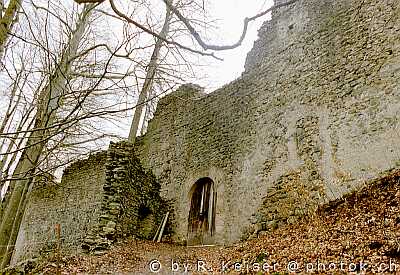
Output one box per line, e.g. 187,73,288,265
187,177,216,245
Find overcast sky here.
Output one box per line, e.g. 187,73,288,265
202,0,274,90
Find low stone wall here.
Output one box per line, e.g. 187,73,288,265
12,141,171,263
11,152,107,264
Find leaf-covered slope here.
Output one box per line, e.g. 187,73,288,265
34,169,400,274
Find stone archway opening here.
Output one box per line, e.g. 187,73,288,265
187,177,216,245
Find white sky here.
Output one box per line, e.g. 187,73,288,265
126,0,276,137
201,0,274,90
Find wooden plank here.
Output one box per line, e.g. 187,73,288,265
153,214,166,241
156,211,169,242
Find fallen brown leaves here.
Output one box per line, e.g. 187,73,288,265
38,170,400,274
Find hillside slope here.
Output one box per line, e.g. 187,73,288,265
8,169,400,274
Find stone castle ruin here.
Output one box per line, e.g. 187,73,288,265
11,0,400,264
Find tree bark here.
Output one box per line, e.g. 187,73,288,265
128,4,173,142
0,0,22,59
0,4,94,268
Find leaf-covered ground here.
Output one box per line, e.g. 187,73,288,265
36,170,400,274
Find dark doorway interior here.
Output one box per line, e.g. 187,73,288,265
187,177,216,245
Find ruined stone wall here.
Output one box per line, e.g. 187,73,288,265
12,142,169,264
12,142,169,263
83,142,170,252
137,0,400,243
11,152,107,264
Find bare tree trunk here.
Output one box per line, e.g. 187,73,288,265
0,0,22,59
140,91,152,136
0,125,31,222
0,4,94,268
0,0,4,17
128,4,173,142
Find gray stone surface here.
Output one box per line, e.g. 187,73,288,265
11,0,400,259
82,141,170,252
137,0,400,243
12,142,170,263
11,152,107,264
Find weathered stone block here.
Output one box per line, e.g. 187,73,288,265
136,0,400,243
